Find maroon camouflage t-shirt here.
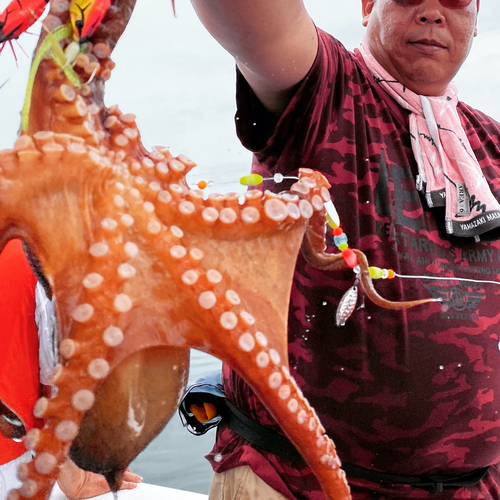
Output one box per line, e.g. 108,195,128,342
205,29,500,499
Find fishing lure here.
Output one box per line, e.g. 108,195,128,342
0,0,48,44
21,23,81,131
69,0,111,42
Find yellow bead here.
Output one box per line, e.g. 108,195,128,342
325,213,339,229
337,243,349,251
369,267,384,279
240,174,263,186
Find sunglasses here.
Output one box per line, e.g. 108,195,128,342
392,0,473,8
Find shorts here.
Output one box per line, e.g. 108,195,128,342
209,466,289,500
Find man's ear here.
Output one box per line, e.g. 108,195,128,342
362,0,375,28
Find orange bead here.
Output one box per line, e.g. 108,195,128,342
387,269,395,279
197,180,208,189
333,227,343,236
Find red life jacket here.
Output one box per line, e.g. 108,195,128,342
0,239,42,465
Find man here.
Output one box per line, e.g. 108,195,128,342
0,240,141,499
190,1,500,498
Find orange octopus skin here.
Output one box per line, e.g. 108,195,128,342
0,0,439,498
0,0,351,499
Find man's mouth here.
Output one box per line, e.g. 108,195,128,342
409,39,447,49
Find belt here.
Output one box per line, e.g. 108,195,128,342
222,399,490,494
178,376,490,494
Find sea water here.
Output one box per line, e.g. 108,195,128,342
130,351,221,495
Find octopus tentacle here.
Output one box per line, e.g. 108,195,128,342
299,170,440,309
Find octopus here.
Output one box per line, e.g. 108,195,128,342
0,0,437,499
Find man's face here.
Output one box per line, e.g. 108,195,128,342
362,0,479,96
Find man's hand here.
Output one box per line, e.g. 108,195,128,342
57,458,143,499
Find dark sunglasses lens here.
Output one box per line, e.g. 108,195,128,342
393,0,473,6
440,0,473,6
392,0,424,4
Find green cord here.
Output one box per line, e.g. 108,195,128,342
21,24,82,132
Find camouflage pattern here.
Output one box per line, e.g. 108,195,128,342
206,29,500,499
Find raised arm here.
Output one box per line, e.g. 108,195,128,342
190,0,318,116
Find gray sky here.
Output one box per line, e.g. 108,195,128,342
0,0,498,190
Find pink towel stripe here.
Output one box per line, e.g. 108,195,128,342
359,38,500,239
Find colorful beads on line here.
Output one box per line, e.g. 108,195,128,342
240,173,264,186
239,173,300,187
368,267,395,280
326,200,395,278
330,222,359,268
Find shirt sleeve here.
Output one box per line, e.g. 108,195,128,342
235,29,353,177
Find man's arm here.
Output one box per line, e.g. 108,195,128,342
190,0,318,116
